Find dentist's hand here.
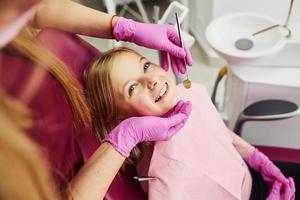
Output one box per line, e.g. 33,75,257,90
246,148,288,184
113,17,193,75
103,100,192,157
266,178,295,200
246,148,295,199
266,181,283,200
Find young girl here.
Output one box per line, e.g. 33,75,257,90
84,47,295,200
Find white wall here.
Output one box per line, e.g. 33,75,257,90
212,0,300,24
190,0,300,31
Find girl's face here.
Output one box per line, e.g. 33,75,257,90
110,51,179,117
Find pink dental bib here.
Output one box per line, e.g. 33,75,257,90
138,83,252,200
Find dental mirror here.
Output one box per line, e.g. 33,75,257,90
183,75,191,89
175,12,191,89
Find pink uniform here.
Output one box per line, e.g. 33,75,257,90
138,83,252,200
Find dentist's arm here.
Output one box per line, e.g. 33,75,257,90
228,130,295,200
67,101,192,199
31,0,193,75
228,130,254,159
67,143,125,200
32,0,116,39
228,130,284,181
228,130,288,183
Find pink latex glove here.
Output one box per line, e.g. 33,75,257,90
266,178,295,200
266,181,283,200
246,148,288,184
282,178,296,200
103,100,192,157
113,17,193,75
246,148,295,199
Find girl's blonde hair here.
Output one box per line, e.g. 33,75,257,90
85,47,143,166
0,88,61,200
5,27,91,129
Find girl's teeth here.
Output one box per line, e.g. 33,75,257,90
155,83,167,102
159,84,167,96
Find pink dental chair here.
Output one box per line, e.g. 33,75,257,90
37,29,147,200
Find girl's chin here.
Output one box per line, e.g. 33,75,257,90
157,103,179,117
139,106,173,117
138,96,179,117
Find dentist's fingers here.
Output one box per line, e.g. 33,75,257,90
160,51,169,71
168,118,186,135
166,26,186,58
170,54,179,74
166,101,192,122
167,26,193,66
163,39,186,58
168,102,192,135
162,113,187,139
172,100,192,117
175,57,186,74
163,100,185,118
282,178,295,200
266,181,282,200
177,101,192,116
171,100,185,115
167,109,191,135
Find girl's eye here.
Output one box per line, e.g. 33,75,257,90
128,84,137,96
144,62,151,72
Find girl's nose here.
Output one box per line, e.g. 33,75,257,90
147,79,157,90
146,76,158,90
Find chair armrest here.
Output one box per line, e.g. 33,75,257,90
256,145,300,164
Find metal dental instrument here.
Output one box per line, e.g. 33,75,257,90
252,0,294,38
175,12,191,89
133,176,156,182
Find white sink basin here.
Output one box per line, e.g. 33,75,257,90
206,12,287,62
